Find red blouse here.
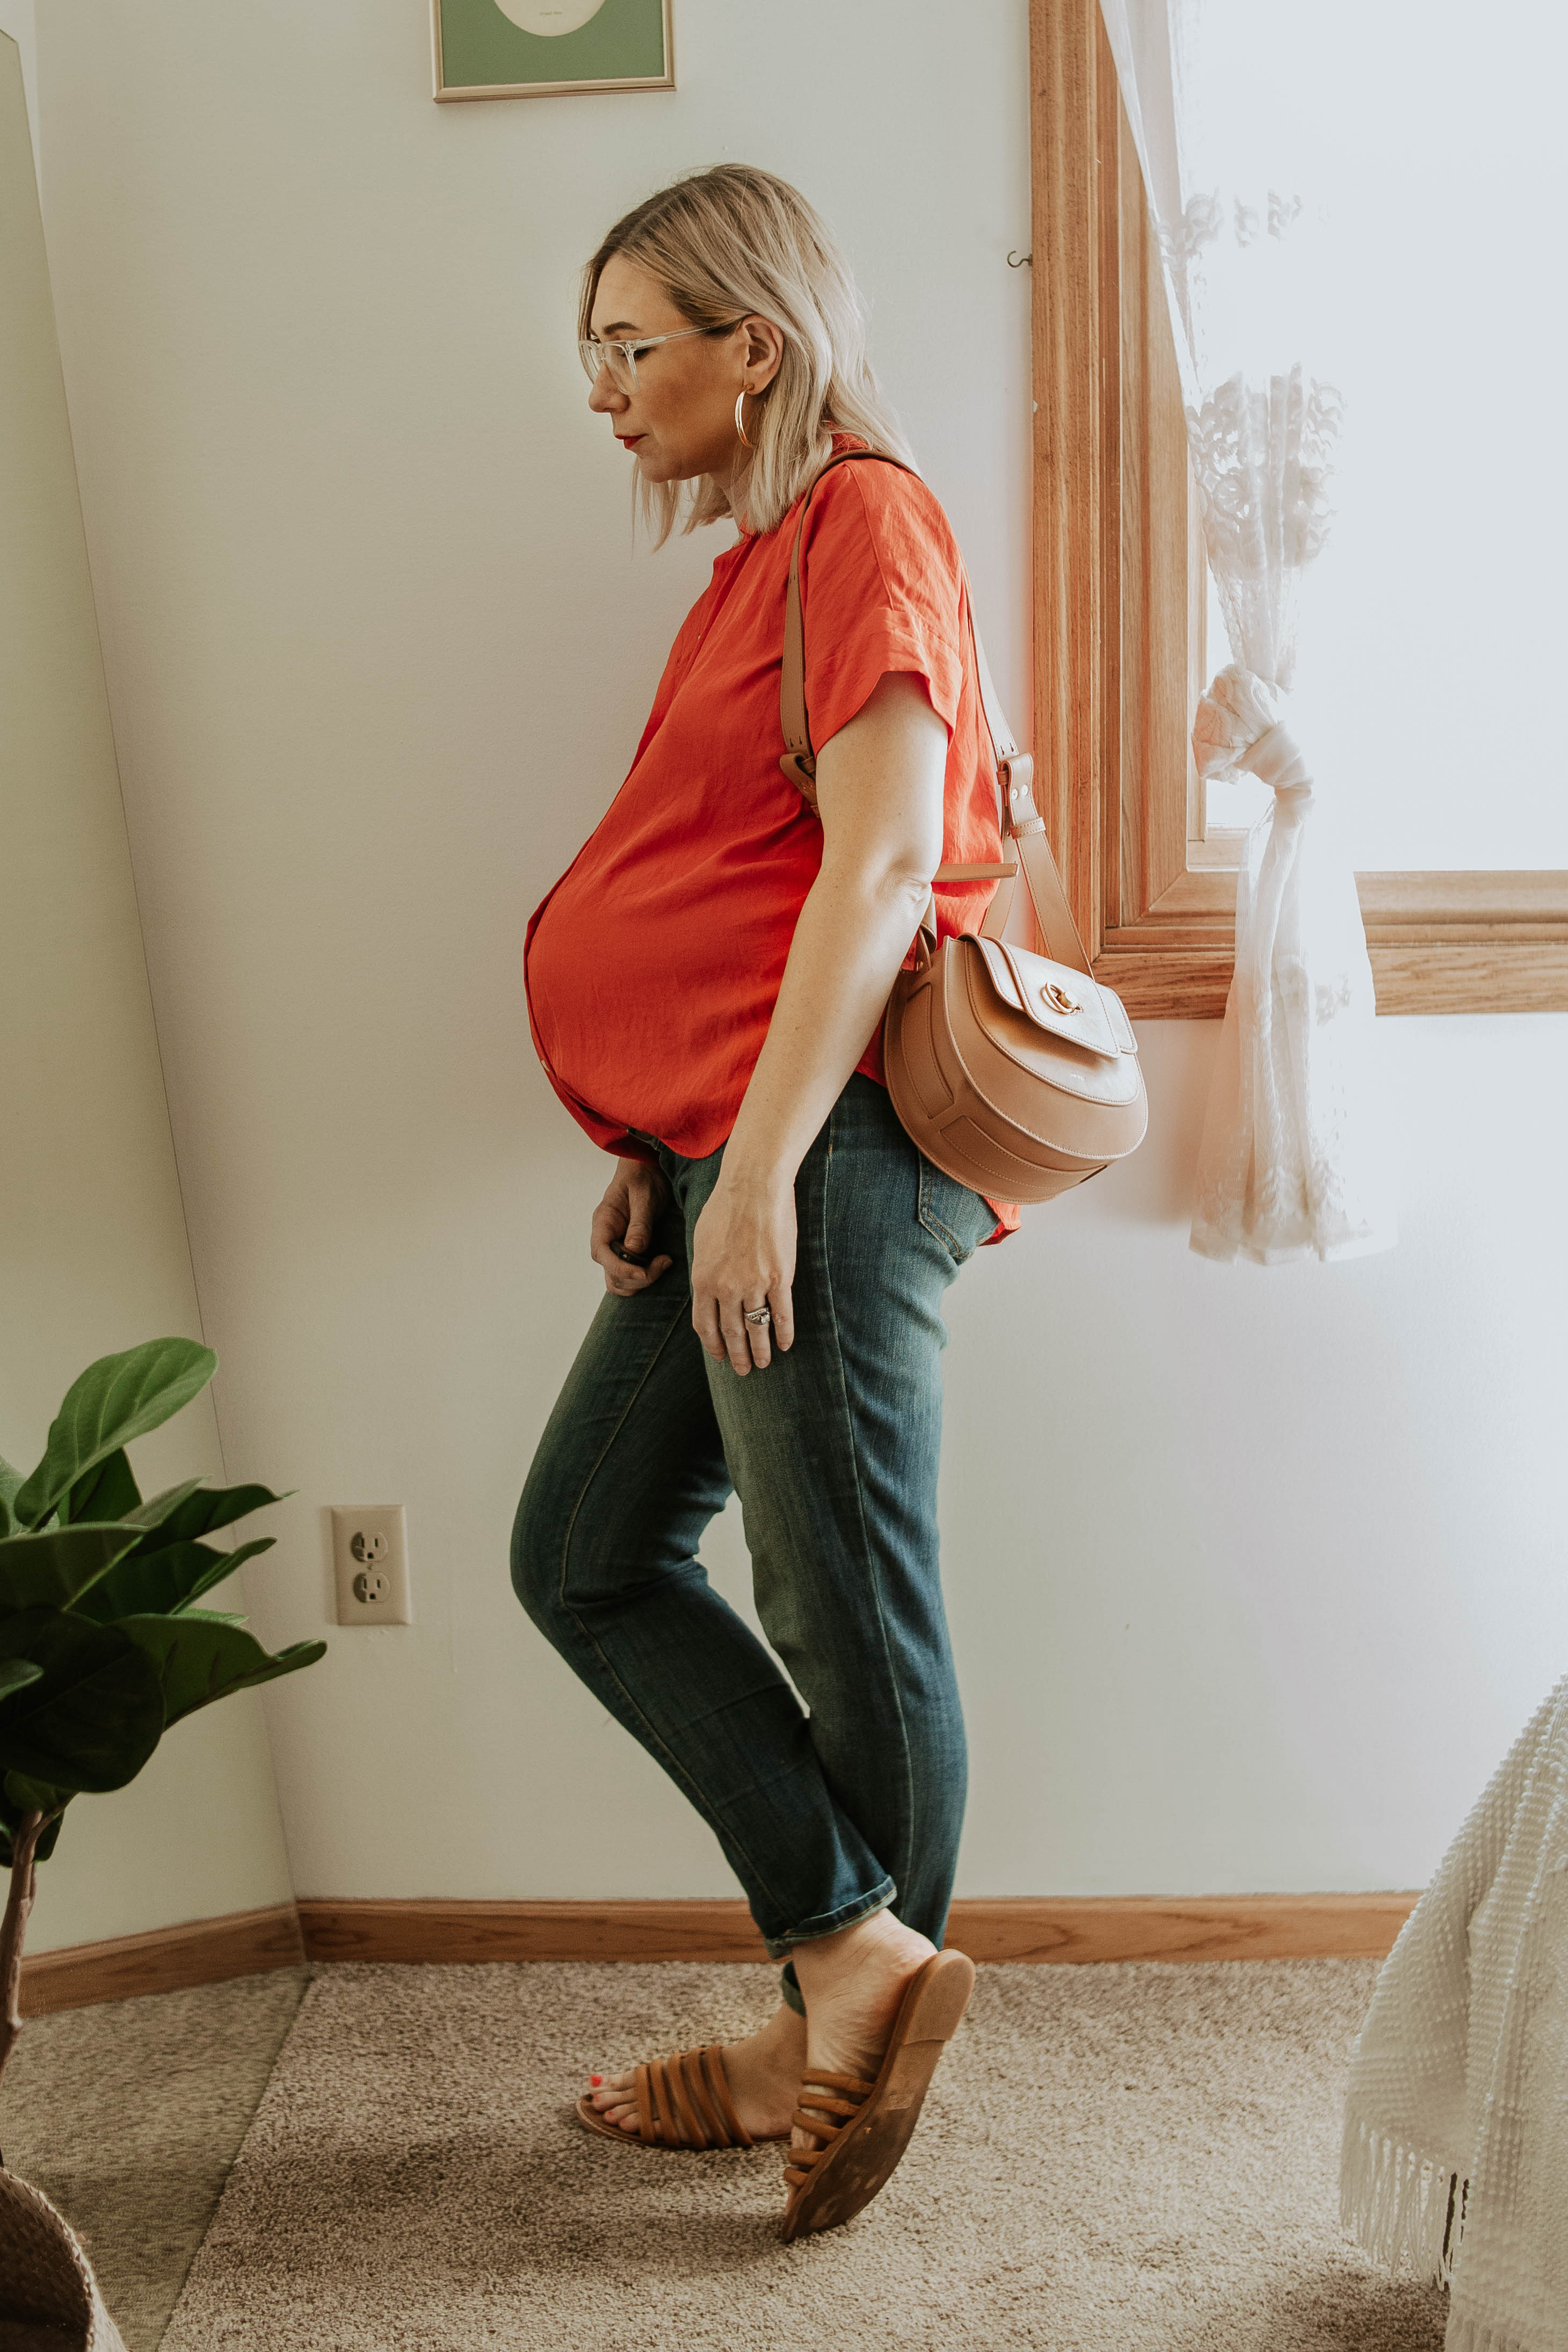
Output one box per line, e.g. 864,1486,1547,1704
525,442,1017,1236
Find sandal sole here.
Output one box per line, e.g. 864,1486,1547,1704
780,1948,976,2241
575,2093,666,2147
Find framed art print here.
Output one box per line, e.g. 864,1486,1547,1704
432,0,674,100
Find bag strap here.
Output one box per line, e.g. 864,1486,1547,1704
778,447,1093,980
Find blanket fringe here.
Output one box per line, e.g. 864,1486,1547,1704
1340,2109,1461,2281
1444,2312,1541,2352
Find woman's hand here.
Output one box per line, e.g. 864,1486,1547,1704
690,1165,796,1374
591,1158,674,1297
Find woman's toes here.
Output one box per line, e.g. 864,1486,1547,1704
585,2068,639,2130
587,2068,642,2128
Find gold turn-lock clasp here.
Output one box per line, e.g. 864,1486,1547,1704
1039,978,1080,1015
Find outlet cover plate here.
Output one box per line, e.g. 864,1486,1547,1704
331,1504,412,1626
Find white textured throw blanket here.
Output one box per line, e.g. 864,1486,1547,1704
1342,1676,1568,2351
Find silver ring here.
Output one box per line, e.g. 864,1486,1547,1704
743,1306,771,1327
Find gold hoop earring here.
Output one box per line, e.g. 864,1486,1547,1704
735,388,753,451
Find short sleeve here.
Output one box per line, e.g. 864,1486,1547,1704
797,464,966,752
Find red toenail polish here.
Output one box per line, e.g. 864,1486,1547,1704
589,2074,604,2086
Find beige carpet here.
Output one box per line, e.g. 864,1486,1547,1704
1,1969,308,2351
158,1958,1448,2351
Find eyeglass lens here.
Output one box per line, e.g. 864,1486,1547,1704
584,342,638,393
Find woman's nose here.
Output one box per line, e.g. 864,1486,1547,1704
587,373,626,417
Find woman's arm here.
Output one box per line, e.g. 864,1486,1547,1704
690,668,949,1375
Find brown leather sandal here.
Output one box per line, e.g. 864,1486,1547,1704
780,1948,975,2240
575,2044,756,2150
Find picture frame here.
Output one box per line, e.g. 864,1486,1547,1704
432,0,674,102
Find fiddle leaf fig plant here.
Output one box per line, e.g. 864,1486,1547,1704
0,1338,325,2109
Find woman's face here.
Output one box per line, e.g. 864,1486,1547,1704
586,254,780,489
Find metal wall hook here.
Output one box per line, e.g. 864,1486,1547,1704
1007,249,1033,268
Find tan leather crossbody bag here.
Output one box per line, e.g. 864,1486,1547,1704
779,449,1148,1204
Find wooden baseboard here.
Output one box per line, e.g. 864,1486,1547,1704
296,1892,1420,1969
298,1897,768,1965
16,1892,1420,2017
954,1893,1417,1963
20,1901,305,2019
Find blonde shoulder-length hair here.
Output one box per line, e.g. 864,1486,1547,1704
579,164,917,543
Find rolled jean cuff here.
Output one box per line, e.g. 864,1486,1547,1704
761,1878,896,1964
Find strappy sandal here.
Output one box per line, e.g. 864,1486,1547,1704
780,1948,975,2241
575,2045,756,2150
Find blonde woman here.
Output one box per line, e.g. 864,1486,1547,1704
513,164,1013,2239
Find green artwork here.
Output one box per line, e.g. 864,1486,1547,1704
435,0,670,95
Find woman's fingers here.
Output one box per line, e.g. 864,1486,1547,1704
618,1254,673,1295
697,1284,794,1373
742,1300,772,1371
716,1298,754,1377
621,1191,657,1258
693,1290,728,1365
590,1208,672,1295
590,1201,627,1258
598,1251,674,1297
696,1289,762,1375
768,1281,795,1354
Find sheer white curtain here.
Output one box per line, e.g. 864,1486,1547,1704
1098,0,1395,1264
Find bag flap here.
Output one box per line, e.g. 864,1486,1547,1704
973,938,1122,1058
1098,986,1138,1055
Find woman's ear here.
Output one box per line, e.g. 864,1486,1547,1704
744,316,786,394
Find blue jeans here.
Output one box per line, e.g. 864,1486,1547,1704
512,1075,993,2011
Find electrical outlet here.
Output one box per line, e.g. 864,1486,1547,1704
331,1505,412,1625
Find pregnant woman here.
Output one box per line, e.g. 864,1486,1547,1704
514,163,1013,2239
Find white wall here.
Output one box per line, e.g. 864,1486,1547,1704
1,24,293,1954
30,0,1568,1915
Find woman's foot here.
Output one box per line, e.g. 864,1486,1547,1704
788,1910,938,2161
584,1998,806,2142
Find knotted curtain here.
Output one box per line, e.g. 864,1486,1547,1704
1097,0,1395,1264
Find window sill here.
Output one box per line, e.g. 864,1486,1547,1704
1095,871,1568,1018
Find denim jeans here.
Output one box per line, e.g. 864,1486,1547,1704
511,1074,994,2012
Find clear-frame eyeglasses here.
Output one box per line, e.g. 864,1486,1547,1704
578,321,744,396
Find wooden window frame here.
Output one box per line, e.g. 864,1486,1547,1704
1028,0,1568,1017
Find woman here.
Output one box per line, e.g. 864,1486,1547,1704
513,164,1013,2240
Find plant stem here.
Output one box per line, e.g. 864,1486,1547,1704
0,1811,46,2140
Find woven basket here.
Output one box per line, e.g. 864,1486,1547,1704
0,2165,126,2352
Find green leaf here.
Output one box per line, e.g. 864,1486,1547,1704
0,1660,42,1702
117,1613,325,1729
71,1536,275,1625
0,1609,164,1793
3,1770,64,1814
0,1523,147,1611
127,1482,286,1558
13,1339,217,1530
0,1453,23,1539
124,1478,209,1536
62,1464,206,1540
60,1447,141,1527
0,1781,67,1870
